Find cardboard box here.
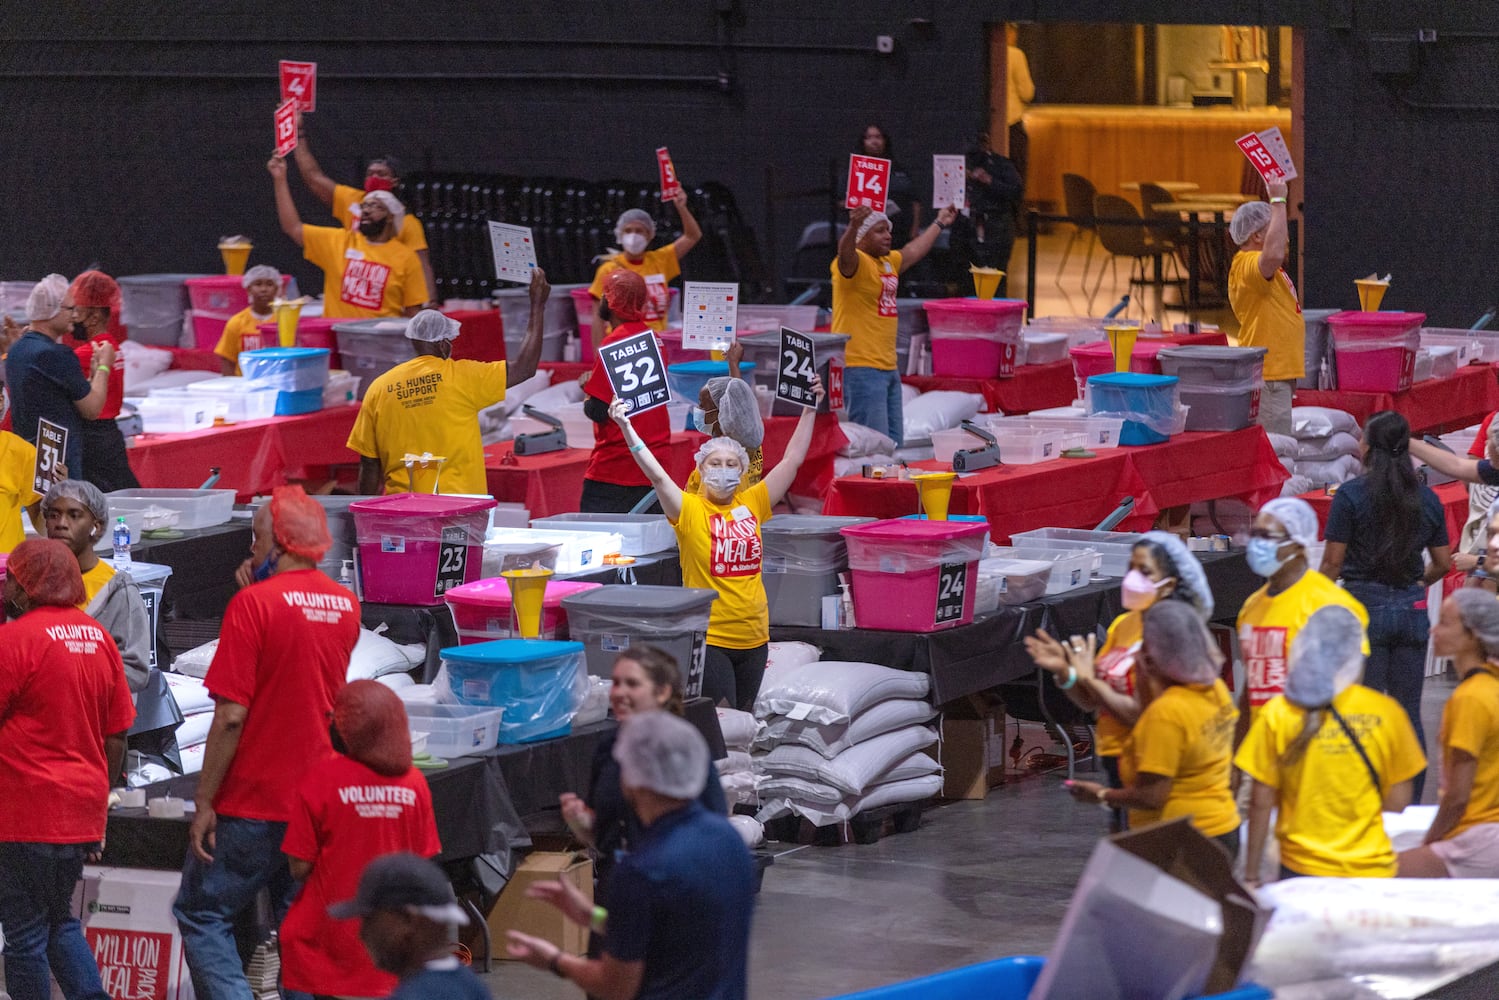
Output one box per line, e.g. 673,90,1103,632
78,866,195,1000
486,851,593,958
941,699,1007,800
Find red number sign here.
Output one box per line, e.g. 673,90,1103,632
279,60,317,112
273,99,298,157
657,147,682,202
1236,133,1284,183
845,155,891,212
827,358,845,410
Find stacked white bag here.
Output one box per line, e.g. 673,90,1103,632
751,656,942,827
124,672,215,786
1288,407,1362,489
715,707,762,811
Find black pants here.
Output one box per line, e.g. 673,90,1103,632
1100,755,1127,833
1008,121,1029,196
702,643,768,712
579,478,655,514
81,418,139,492
1214,828,1241,862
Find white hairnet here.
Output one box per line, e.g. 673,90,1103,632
43,478,108,524
704,377,764,448
1140,531,1214,620
857,211,890,242
1285,606,1366,707
612,711,708,800
362,190,406,232
1453,589,1499,660
241,264,281,290
25,274,70,322
695,434,750,472
614,208,656,242
1260,497,1320,552
1141,600,1223,686
404,309,461,343
1231,202,1272,246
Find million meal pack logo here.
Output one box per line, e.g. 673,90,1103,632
708,511,761,578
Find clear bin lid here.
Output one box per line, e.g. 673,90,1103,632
738,330,850,350
1156,345,1266,361
439,638,583,664
532,514,668,526
762,515,874,536
332,318,411,334
559,584,717,612
350,493,497,516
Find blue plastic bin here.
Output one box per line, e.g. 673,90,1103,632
824,955,1271,999
240,346,331,392
440,638,585,744
1086,372,1180,446
273,386,324,416
666,360,758,429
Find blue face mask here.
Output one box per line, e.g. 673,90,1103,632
251,548,279,582
1246,537,1291,578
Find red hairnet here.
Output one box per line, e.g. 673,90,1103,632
603,269,648,322
8,539,87,608
269,485,332,562
69,271,127,341
334,680,413,777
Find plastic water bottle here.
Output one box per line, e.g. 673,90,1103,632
339,559,355,589
112,517,132,566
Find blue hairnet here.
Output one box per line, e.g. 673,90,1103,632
1285,606,1365,707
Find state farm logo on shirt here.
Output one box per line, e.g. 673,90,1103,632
1241,624,1288,707
341,258,392,311
338,783,417,819
709,512,761,578
1097,644,1138,697
283,589,356,624
46,621,107,655
877,269,898,318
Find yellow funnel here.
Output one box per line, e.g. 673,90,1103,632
218,242,252,276
912,472,957,521
1355,278,1389,312
273,300,302,347
501,568,554,639
970,266,1005,300
1104,324,1140,373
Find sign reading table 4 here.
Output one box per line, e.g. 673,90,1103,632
846,154,892,213
600,329,670,416
278,59,317,112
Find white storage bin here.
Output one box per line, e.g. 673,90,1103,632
402,702,504,757
993,426,1065,464
1420,328,1499,364
974,557,1054,611
107,488,237,529
324,369,360,407
485,527,621,574
988,545,1098,594
1020,414,1125,450
1007,527,1143,578
1020,331,1070,366
136,396,213,434
173,378,279,422
978,414,1086,452
529,513,676,555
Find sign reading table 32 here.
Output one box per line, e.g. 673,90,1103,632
600,329,671,416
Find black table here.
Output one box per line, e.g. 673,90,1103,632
132,521,253,622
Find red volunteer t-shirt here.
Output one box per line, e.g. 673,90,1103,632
280,754,441,997
74,333,125,421
584,320,671,487
204,569,360,821
0,606,135,843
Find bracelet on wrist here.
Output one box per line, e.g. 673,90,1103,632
590,905,608,934
1096,786,1109,804
1269,196,1287,204
629,442,645,454
1056,666,1077,690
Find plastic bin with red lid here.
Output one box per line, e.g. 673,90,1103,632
350,494,497,605
186,277,251,350
840,518,990,632
1326,311,1426,392
257,316,343,368
445,578,602,643
922,298,1026,378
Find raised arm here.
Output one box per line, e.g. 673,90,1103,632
899,205,958,270
1257,179,1289,279
837,205,870,278
1410,438,1487,484
669,190,702,260
506,268,550,387
268,156,305,247
74,341,116,420
761,377,823,505
609,398,683,520
290,111,336,206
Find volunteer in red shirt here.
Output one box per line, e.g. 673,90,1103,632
0,539,134,1000
280,680,441,998
67,270,139,492
173,486,361,1000
579,270,671,513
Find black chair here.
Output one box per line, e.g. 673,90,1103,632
1057,173,1099,290
1090,194,1170,308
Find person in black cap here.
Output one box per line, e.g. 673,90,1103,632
329,852,490,1000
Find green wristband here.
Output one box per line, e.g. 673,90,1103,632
590,905,608,934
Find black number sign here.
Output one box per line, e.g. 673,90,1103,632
34,418,67,494
935,561,968,624
600,329,671,415
434,526,470,597
777,327,818,409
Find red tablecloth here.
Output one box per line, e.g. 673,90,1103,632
676,411,847,504
539,361,591,385
128,404,362,500
1294,364,1499,436
446,309,505,363
824,427,1287,541
902,360,1078,415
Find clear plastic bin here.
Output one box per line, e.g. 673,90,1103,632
1020,331,1070,366
239,347,331,392
480,540,561,578
107,488,237,529
1017,414,1125,450
333,318,417,395
119,274,206,347
175,378,280,422
402,702,505,757
1327,311,1425,393
841,519,989,632
1086,373,1183,445
440,639,586,743
560,585,717,696
933,422,1065,465
1421,327,1499,364
529,513,676,555
761,514,873,627
136,396,214,434
987,545,1098,594
974,557,1053,611
485,527,621,574
1007,527,1142,578
351,494,496,605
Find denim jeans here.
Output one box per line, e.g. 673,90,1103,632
0,842,109,1000
843,366,904,447
1346,580,1431,800
172,815,294,1000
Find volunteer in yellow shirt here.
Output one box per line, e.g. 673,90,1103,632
0,427,44,553
1236,497,1369,728
586,197,703,349
214,265,281,375
1400,591,1499,877
348,273,548,496
1068,601,1241,856
268,155,427,321
1228,178,1301,435
289,113,435,305
608,380,823,711
832,203,957,446
1238,606,1424,882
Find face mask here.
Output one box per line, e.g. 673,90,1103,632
620,233,649,256
71,321,89,341
1246,537,1292,577
251,548,279,582
358,216,387,239
364,175,395,193
1121,569,1162,611
2,595,24,622
702,467,742,496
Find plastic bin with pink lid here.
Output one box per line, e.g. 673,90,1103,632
1327,311,1426,392
445,578,602,643
256,316,343,368
840,519,990,632
922,299,1026,378
185,277,250,350
350,494,496,605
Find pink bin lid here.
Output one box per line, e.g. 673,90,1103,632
840,518,989,542
256,316,342,334
445,578,601,608
1072,339,1173,360
1325,311,1427,329
185,276,248,289
922,298,1027,316
350,494,497,516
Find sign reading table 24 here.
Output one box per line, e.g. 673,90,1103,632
600,329,671,416
846,154,892,213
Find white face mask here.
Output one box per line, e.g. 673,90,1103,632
620,232,649,256
702,467,742,497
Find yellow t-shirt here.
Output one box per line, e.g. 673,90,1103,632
346,355,507,496
80,559,117,609
0,432,41,554
1237,570,1369,714
671,480,771,649
213,307,275,374
1121,680,1240,836
588,247,681,334
1228,250,1304,382
1235,685,1426,877
303,225,429,321
332,183,430,253
1440,667,1499,837
1094,611,1143,758
830,249,903,371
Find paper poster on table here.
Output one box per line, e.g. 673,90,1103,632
273,99,298,158
932,154,967,213
1236,126,1297,183
682,282,738,350
33,418,66,495
846,154,891,212
656,146,683,202
600,328,671,416
487,221,538,284
776,327,819,410
279,60,317,112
